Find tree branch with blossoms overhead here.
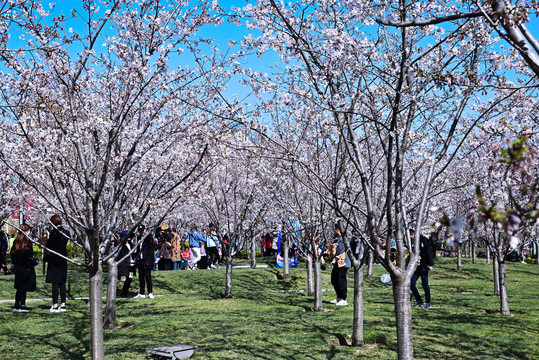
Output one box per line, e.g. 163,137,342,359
433,135,538,250
475,135,538,248
376,0,539,78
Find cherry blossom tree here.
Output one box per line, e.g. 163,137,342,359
235,1,539,359
474,136,537,314
180,131,272,298
0,165,17,223
0,1,233,358
376,0,539,79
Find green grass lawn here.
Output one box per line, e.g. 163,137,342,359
0,257,537,359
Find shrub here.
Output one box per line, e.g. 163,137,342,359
238,249,262,258
33,245,41,259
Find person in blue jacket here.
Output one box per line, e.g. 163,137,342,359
205,223,220,269
188,226,206,269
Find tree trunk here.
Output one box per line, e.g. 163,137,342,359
352,265,364,346
498,259,510,315
457,246,462,271
486,246,491,265
306,253,314,296
103,258,118,330
225,254,233,298
471,241,477,264
313,260,323,311
392,277,414,360
89,260,105,360
283,236,290,281
42,248,47,275
366,250,373,277
493,254,500,296
250,237,256,269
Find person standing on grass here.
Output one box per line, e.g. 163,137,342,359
118,233,136,298
328,224,351,306
410,230,434,309
261,233,272,257
205,223,220,269
45,215,70,313
0,228,10,275
134,227,156,299
171,228,182,270
188,226,206,269
158,236,173,271
10,223,36,312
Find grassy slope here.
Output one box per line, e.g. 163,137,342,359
0,257,537,359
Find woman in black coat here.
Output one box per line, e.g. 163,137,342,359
134,231,156,298
118,235,136,297
45,215,70,312
10,223,36,312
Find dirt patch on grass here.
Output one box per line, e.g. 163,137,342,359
328,337,385,349
483,309,525,316
302,307,334,312
328,337,350,347
114,323,134,330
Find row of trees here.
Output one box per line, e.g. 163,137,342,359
1,1,537,359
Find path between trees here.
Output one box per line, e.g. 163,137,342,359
0,286,398,304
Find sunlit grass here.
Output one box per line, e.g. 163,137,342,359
0,257,537,359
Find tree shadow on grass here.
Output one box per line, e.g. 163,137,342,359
27,303,90,359
414,307,536,359
267,267,284,280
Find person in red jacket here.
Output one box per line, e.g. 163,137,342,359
261,233,272,256
180,246,191,270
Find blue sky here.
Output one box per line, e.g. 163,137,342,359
4,0,538,100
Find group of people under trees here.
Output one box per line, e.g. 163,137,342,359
326,224,434,308
115,223,224,298
9,214,70,313
6,213,434,310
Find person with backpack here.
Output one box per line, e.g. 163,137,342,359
410,230,434,309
